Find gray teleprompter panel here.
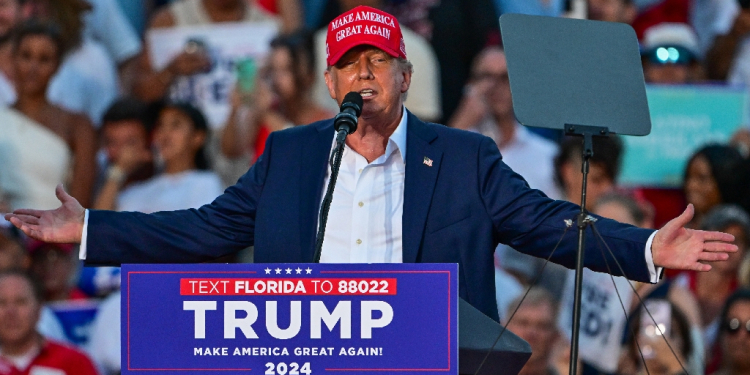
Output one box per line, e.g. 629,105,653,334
500,13,651,136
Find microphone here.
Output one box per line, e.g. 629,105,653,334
333,92,363,143
313,92,363,263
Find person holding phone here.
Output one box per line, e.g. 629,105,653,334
221,30,333,162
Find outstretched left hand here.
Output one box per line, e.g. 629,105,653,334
652,204,738,271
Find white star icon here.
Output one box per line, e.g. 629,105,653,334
295,268,302,274
264,268,271,274
305,267,312,274
275,268,282,274
285,268,292,274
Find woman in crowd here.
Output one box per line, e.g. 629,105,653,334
221,30,333,162
683,144,745,229
0,22,96,209
21,0,120,126
101,101,223,213
618,299,696,375
674,205,750,372
713,288,750,375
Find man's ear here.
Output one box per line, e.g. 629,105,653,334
324,70,336,100
401,68,412,94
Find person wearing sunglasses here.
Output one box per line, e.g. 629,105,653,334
714,288,750,375
641,23,703,84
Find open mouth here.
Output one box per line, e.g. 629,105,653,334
359,89,375,98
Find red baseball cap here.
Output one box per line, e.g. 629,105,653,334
325,5,406,66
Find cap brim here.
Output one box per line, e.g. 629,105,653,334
328,40,402,66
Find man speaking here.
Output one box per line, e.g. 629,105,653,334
5,6,738,322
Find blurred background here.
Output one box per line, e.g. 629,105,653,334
1,0,750,374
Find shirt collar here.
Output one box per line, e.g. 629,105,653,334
389,106,408,161
336,106,408,164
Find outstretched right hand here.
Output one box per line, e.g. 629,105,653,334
4,184,85,244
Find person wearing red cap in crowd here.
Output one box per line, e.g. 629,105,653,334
4,6,741,322
0,270,98,375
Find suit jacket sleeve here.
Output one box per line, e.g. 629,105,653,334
477,136,655,282
84,132,277,266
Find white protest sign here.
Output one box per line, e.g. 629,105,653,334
147,22,278,129
558,269,634,373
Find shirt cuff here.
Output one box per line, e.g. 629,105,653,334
645,230,663,283
79,209,89,260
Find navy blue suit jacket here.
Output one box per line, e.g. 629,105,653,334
86,110,655,321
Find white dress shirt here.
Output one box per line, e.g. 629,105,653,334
79,106,661,281
318,107,408,263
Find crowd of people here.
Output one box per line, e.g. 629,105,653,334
0,0,750,374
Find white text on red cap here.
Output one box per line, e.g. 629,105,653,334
331,10,396,31
336,24,392,42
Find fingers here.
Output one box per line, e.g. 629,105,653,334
692,263,711,272
703,242,739,252
6,216,22,229
11,209,43,218
12,214,40,225
672,204,695,229
702,230,736,243
8,217,43,240
55,184,72,204
698,251,729,262
655,205,695,244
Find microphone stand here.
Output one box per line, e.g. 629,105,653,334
313,130,348,263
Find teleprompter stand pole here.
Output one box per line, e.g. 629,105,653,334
565,124,609,375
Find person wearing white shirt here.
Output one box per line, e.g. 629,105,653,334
97,102,223,214
449,46,567,301
450,46,561,199
0,0,120,126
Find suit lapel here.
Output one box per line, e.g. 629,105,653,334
402,112,441,263
299,120,335,262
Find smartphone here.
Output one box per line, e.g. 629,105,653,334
236,58,257,95
640,299,672,339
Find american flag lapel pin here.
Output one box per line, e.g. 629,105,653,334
423,156,433,167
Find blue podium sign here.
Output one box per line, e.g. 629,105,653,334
121,263,458,374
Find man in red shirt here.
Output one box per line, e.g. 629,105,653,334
0,270,98,375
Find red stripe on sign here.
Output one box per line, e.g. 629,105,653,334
179,278,398,296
